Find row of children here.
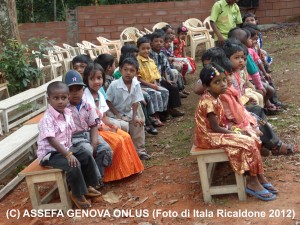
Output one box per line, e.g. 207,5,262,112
36,25,199,208
193,31,298,201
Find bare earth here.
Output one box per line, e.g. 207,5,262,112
0,24,300,225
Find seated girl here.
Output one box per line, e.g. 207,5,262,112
194,62,277,201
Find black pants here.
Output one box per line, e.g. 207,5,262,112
160,79,181,109
41,147,99,197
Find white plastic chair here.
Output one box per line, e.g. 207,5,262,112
97,37,121,60
203,16,213,34
152,22,169,31
53,45,73,70
183,18,214,59
120,27,143,46
32,50,50,84
62,43,78,58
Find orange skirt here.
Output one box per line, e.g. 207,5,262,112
99,129,144,182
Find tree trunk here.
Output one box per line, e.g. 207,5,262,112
0,0,21,46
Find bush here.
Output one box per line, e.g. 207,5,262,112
0,39,42,95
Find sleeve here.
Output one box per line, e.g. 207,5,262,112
133,83,145,103
38,116,56,140
87,104,100,127
201,98,215,115
99,87,107,100
105,83,114,102
210,2,221,22
236,7,243,24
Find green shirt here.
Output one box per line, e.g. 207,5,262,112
210,0,242,40
114,69,122,80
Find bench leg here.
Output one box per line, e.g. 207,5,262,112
55,172,72,212
235,173,247,201
26,176,41,209
2,111,9,133
196,156,212,202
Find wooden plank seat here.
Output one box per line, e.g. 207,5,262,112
0,124,39,180
190,145,247,202
0,87,47,133
19,159,72,212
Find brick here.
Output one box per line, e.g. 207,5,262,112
137,17,150,24
150,17,163,23
155,10,167,16
280,8,293,16
273,2,287,9
85,19,97,27
92,27,105,33
97,18,111,26
110,18,124,25
123,18,137,25
266,9,280,17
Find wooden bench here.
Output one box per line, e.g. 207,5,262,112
0,88,47,133
0,82,9,100
0,124,39,180
190,145,247,202
19,159,72,212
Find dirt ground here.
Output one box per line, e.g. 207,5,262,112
0,24,300,225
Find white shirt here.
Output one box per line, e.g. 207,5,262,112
106,77,144,118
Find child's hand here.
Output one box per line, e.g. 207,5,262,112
115,113,122,119
167,79,176,86
249,97,258,105
265,73,272,81
91,140,98,151
133,117,144,127
168,57,174,63
67,155,79,167
151,83,159,90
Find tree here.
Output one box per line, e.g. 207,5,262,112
0,0,20,46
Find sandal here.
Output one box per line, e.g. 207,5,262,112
265,105,283,115
272,142,298,156
70,192,91,209
85,186,101,197
153,119,164,127
245,187,276,201
262,183,279,194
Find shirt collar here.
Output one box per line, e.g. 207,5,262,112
48,104,71,119
138,55,150,62
116,76,139,91
221,0,230,7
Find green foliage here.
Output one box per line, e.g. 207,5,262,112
0,39,42,95
16,0,184,23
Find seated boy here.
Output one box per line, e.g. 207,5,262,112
37,81,100,209
64,70,113,186
106,57,151,160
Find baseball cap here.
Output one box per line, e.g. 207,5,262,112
64,70,86,87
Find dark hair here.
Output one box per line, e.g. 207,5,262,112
83,63,106,88
241,23,260,31
47,81,69,96
121,44,138,55
177,25,188,34
94,54,115,72
150,31,165,42
119,57,139,71
164,34,174,42
201,47,225,64
200,63,226,86
228,28,248,44
242,12,256,23
162,25,173,33
72,54,92,65
242,26,257,38
137,36,150,48
223,38,245,58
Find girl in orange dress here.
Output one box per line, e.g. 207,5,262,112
194,63,277,201
82,63,144,183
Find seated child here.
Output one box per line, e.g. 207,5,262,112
137,36,170,123
81,62,146,178
173,25,196,83
150,31,185,117
37,81,100,209
94,54,116,91
194,63,277,201
105,57,151,160
64,70,113,185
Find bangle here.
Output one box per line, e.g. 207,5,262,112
65,151,73,158
232,127,241,135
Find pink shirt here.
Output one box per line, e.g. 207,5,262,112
37,105,76,162
67,100,99,133
248,48,261,64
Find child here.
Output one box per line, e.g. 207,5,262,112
150,31,185,117
162,33,189,97
210,0,242,47
64,70,113,185
94,54,116,91
194,63,277,201
137,36,170,123
105,57,151,160
81,63,146,179
37,81,100,209
114,45,139,79
173,26,196,83
63,54,107,99
242,12,273,72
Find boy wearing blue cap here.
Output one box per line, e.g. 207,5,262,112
37,81,101,209
64,70,113,188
